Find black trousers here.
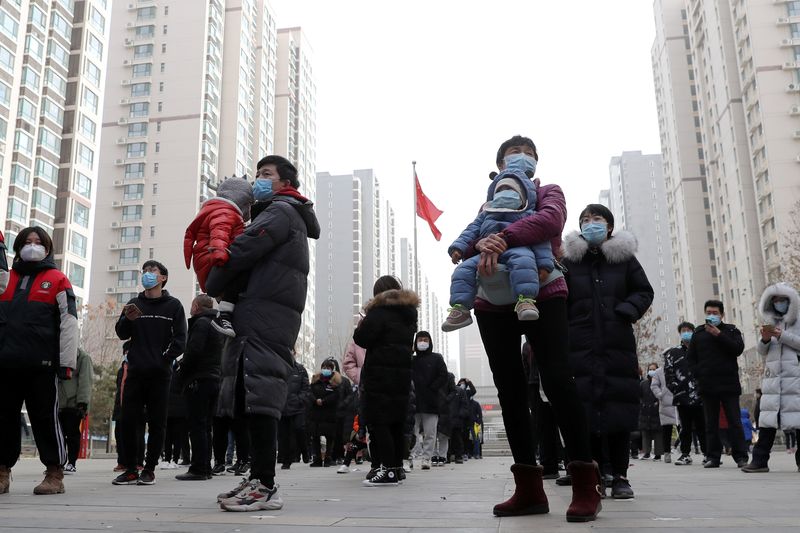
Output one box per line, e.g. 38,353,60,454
120,375,170,471
677,404,706,455
58,409,83,465
277,413,308,465
702,394,748,463
247,414,277,487
661,424,673,453
186,378,218,475
309,421,336,461
529,388,562,474
0,371,65,468
753,427,800,466
116,417,145,466
213,416,250,465
163,416,188,463
449,424,465,459
476,298,592,466
591,431,630,477
368,422,404,468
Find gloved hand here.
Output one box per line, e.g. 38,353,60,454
58,367,73,380
77,402,88,418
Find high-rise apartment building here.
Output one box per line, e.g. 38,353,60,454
89,0,286,311
653,0,800,367
0,0,110,307
651,0,717,325
274,26,317,363
608,152,678,353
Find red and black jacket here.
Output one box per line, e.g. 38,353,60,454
0,255,79,371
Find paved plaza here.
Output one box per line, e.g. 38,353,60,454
1,452,799,532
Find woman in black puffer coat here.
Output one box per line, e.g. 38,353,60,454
638,364,662,459
562,204,653,499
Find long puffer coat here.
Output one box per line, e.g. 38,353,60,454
649,366,678,426
638,378,661,432
562,230,654,434
411,331,449,414
208,191,320,419
353,289,419,425
756,282,800,430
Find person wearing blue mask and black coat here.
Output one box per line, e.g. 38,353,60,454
687,299,749,469
562,204,654,499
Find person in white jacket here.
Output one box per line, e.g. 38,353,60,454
741,282,800,473
650,366,678,463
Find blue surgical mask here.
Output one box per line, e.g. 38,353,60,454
321,368,333,378
680,331,693,343
253,178,273,202
773,300,790,314
490,189,523,210
705,315,721,327
581,222,608,246
503,153,537,177
647,370,656,378
142,271,159,289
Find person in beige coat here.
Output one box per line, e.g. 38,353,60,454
650,365,677,463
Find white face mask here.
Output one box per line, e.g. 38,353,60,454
20,243,47,262
416,342,430,352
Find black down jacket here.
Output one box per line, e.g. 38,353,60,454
207,192,320,419
561,230,654,434
412,331,449,414
437,374,457,437
309,371,341,423
638,378,661,432
178,309,225,389
353,289,419,425
282,360,310,416
687,322,745,397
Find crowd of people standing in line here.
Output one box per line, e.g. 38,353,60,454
2,138,799,526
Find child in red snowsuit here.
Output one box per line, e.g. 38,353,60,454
184,177,253,337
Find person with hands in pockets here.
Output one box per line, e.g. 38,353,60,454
0,227,79,495
112,260,187,487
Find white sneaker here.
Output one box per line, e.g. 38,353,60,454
421,459,431,470
63,463,76,475
336,465,349,474
159,461,173,470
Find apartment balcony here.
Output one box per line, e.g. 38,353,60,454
111,198,145,208
109,220,143,229
780,38,800,47
783,61,800,70
113,178,146,186
108,241,142,250
119,96,150,105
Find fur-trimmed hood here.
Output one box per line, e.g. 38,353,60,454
311,370,342,386
562,230,638,264
364,289,420,311
758,282,800,326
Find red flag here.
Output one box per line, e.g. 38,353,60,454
415,173,443,241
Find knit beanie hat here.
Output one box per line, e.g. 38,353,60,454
217,177,255,221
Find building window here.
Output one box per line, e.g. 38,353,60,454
125,163,145,179
157,101,163,112
84,60,101,86
130,102,149,117
137,6,156,20
45,69,67,97
134,44,153,59
132,63,151,78
33,190,57,217
0,10,18,39
7,198,27,224
131,82,150,97
789,2,800,17
159,81,164,92
38,128,60,155
150,226,155,237
21,66,40,90
163,25,168,35
118,270,138,288
153,162,159,174
48,40,69,69
82,88,99,114
86,33,103,60
123,184,144,200
28,5,47,31
151,205,157,216
42,99,64,126
160,63,165,73
70,232,88,258
14,130,34,156
128,122,148,137
89,7,105,32
72,202,90,228
17,98,36,123
79,115,96,141
0,45,14,73
122,205,142,222
162,43,167,53
155,142,160,153
10,164,30,188
120,226,141,243
36,158,59,185
68,263,85,288
135,25,155,38
78,144,94,170
0,80,9,106
119,248,140,265
74,171,92,198
127,142,146,158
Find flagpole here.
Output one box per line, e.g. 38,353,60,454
412,160,418,295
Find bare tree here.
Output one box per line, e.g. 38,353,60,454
634,307,664,366
770,199,800,287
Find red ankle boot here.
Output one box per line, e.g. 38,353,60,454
493,463,549,516
565,460,602,522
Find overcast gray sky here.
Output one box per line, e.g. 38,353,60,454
270,0,662,315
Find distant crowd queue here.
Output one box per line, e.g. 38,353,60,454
1,139,797,525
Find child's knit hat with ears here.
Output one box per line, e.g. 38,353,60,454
217,177,255,221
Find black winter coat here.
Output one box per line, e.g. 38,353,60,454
353,289,419,425
687,322,745,396
663,344,701,406
179,309,224,389
412,338,448,414
309,372,341,423
207,192,320,419
437,376,457,436
282,361,310,416
336,374,357,420
562,230,654,434
638,378,661,431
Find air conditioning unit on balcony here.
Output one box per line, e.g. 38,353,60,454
788,83,799,92
793,130,800,139
120,98,131,104
123,59,130,65
782,38,796,46
114,158,125,165
121,79,132,86
124,38,134,46
126,22,135,28
777,17,790,24
128,3,136,9
112,201,122,207
117,137,127,144
106,287,115,293
118,117,128,125
111,222,120,228
107,265,118,271
784,62,799,69
792,105,800,115
113,179,124,186
109,243,119,250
